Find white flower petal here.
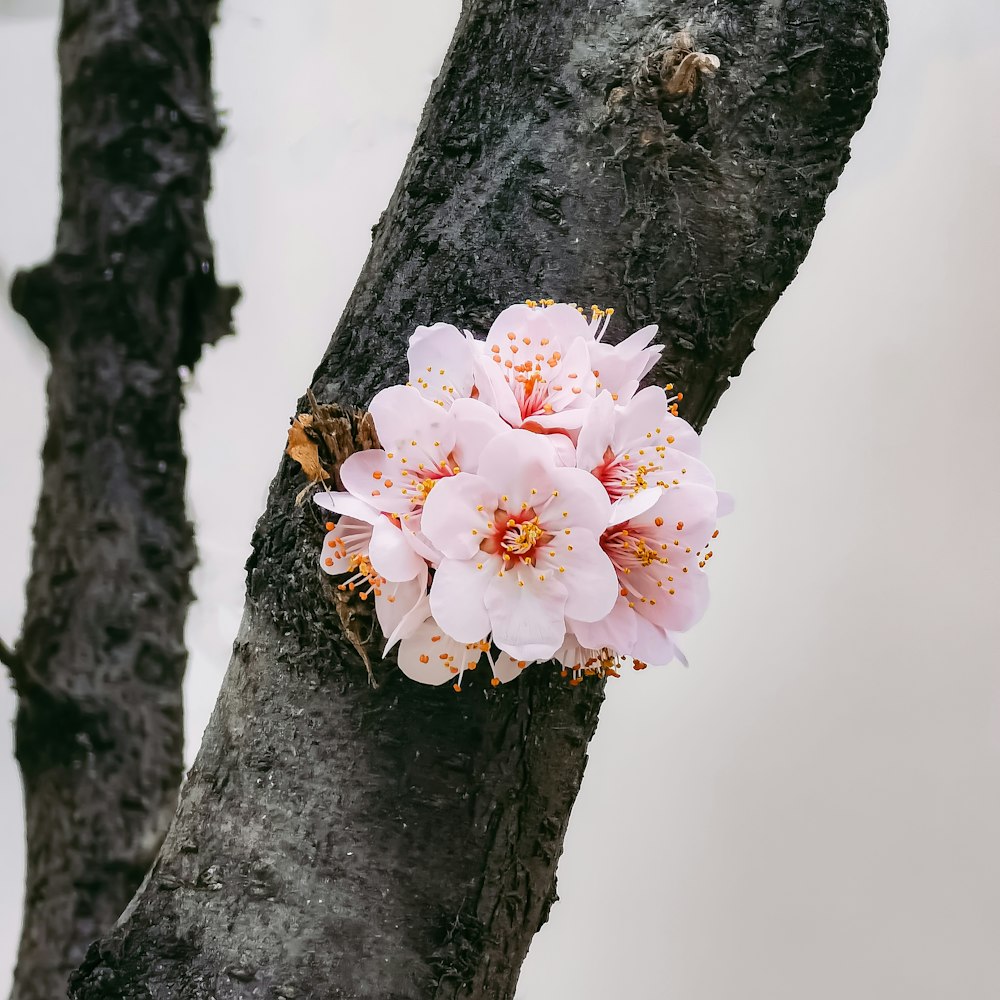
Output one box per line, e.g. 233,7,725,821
543,466,613,536
340,451,407,514
420,472,496,560
570,596,638,655
610,486,663,525
395,615,484,686
369,384,456,453
369,516,426,582
472,353,522,426
491,651,530,684
374,568,427,639
576,391,615,472
313,489,380,523
485,566,568,661
450,397,510,474
476,430,561,507
428,557,495,643
541,533,618,623
407,323,475,406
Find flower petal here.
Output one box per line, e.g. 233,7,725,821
485,565,568,661
369,516,426,582
374,567,427,639
450,397,510,474
396,617,475,685
476,430,561,507
539,532,618,623
610,486,663,525
576,391,615,472
543,466,613,537
369,384,456,454
340,451,408,514
570,596,638,655
428,556,495,643
491,651,530,684
407,323,475,406
314,489,381,523
420,472,497,560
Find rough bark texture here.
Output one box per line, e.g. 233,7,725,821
4,2,236,999
69,2,886,998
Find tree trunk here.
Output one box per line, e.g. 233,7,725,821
3,2,236,998
68,2,887,998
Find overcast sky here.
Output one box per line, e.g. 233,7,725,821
1,1,998,996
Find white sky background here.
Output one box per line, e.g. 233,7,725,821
1,0,998,996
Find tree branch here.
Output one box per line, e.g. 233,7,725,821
70,2,887,998
7,1,237,998
0,636,21,678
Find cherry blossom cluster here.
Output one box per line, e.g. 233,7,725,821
316,301,729,690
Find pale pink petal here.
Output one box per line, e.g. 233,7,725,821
610,486,663,525
369,384,456,453
717,491,735,517
612,386,670,451
472,352,522,426
543,466,613,536
634,561,710,634
420,472,497,560
476,430,561,506
575,391,615,472
485,566,568,661
313,489,380,523
369,516,426,582
319,517,372,576
570,596,638,654
450,397,510,474
639,483,719,550
406,323,475,406
537,533,617,623
395,616,484,686
653,451,716,489
400,519,445,564
542,338,598,413
340,451,408,514
383,592,431,653
486,302,590,350
659,412,702,458
490,651,529,684
630,614,678,666
374,568,427,639
428,556,496,643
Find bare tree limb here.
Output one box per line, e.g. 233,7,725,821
69,2,887,998
6,1,236,997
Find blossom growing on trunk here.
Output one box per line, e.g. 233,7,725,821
406,322,477,408
572,481,719,665
315,492,427,639
421,430,619,661
339,385,507,560
310,300,729,690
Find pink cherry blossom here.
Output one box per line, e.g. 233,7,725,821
586,307,662,404
406,322,477,408
314,493,427,640
339,385,507,560
576,388,710,509
472,302,599,433
420,430,619,661
571,481,719,665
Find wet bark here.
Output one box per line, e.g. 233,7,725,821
3,2,236,998
68,1,887,998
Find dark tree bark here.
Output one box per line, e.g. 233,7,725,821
2,2,236,998
68,2,886,998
